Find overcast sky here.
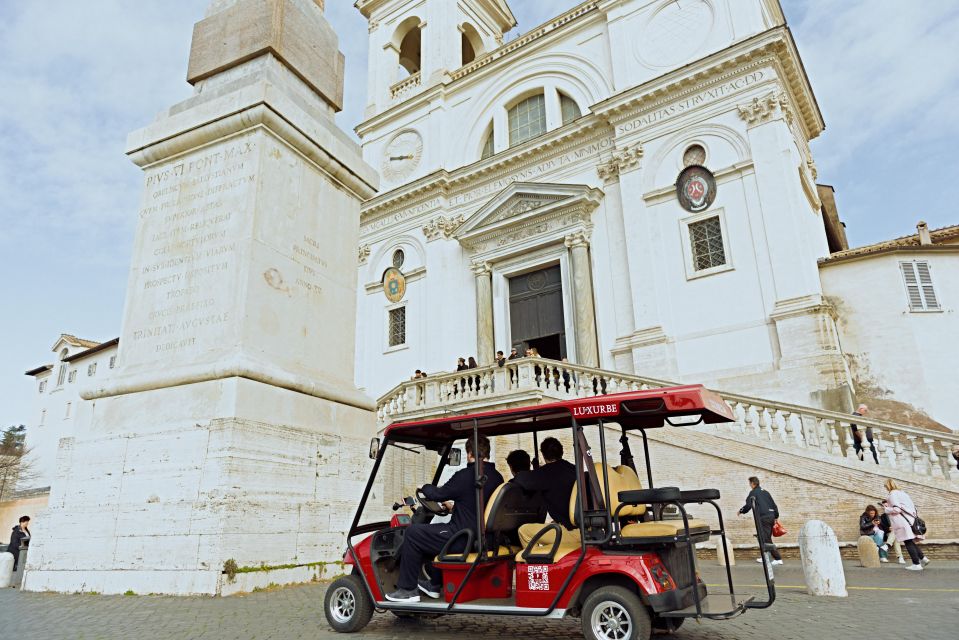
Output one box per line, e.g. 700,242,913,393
1,0,958,426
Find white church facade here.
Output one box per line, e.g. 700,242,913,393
354,0,852,414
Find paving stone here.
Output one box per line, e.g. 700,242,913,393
0,562,954,640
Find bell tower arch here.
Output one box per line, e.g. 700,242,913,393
356,0,516,117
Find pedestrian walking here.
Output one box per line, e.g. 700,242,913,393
882,479,929,571
7,515,30,571
850,404,878,464
859,504,889,561
738,476,783,565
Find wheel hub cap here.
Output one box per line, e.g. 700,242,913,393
330,586,356,623
591,601,632,640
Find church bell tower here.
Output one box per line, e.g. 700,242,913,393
356,0,516,117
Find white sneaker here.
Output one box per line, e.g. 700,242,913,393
879,558,889,563
756,557,764,563
905,564,923,571
897,557,906,564
772,560,784,566
921,557,930,566
879,544,889,552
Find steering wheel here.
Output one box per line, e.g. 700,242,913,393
416,488,451,517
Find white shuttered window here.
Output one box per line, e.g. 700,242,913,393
899,260,940,311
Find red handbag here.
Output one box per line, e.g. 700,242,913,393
772,520,788,537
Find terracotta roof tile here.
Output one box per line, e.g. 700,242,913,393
819,224,959,265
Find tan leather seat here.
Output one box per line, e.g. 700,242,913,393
620,519,710,538
569,463,648,523
435,483,526,563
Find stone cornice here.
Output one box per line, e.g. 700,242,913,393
596,144,643,182
592,26,824,141
736,90,793,127
360,118,609,222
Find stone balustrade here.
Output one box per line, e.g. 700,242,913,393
376,357,959,485
390,71,421,101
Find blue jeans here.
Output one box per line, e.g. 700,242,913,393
871,531,887,558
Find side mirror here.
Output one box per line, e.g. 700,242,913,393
449,448,462,467
369,437,380,460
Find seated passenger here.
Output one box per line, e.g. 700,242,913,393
515,437,578,547
385,435,504,603
506,449,532,481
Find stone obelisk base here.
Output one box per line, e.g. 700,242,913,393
24,378,375,595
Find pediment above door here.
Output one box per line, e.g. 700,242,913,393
454,182,603,257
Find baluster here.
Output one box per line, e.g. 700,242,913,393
873,428,887,468
925,439,943,479
607,377,619,395
841,422,857,461
941,440,956,483
782,411,799,447
577,374,589,398
826,420,841,457
888,432,903,468
813,417,826,451
905,436,922,474
728,401,742,434
640,383,650,391
740,403,754,437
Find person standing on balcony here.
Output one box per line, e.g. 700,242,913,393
883,479,929,571
508,347,520,360
850,404,878,464
738,476,783,565
495,350,506,367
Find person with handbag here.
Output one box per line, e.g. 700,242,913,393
738,476,783,565
882,479,929,571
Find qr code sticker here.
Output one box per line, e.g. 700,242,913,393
528,565,549,591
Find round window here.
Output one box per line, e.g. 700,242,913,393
683,144,707,167
392,249,405,269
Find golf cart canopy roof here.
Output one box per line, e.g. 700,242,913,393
384,385,734,446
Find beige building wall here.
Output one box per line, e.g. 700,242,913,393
820,248,959,431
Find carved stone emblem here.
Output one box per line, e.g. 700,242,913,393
422,214,464,241
358,244,371,264
676,165,716,213
382,267,406,303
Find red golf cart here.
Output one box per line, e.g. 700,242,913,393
325,385,776,640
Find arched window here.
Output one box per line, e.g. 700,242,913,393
683,144,707,167
56,348,68,386
508,93,547,147
481,127,495,160
460,23,483,66
396,22,422,77
560,94,581,125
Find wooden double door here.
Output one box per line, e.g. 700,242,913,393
508,265,566,360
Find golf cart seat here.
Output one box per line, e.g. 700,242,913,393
617,487,711,542
436,482,541,563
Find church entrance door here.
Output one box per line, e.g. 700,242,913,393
508,265,566,360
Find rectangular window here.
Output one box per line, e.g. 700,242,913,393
88,362,97,377
388,306,407,348
39,380,47,393
508,94,547,147
40,409,46,425
65,402,72,418
900,260,940,311
109,355,117,369
689,216,727,271
57,366,66,386
67,370,77,383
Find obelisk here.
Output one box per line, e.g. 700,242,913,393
24,0,379,596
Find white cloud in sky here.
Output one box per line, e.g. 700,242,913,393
0,0,957,425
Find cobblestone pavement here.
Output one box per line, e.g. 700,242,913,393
1,562,955,640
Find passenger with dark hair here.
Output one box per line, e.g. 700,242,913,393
515,437,577,547
7,515,30,571
506,449,532,480
386,435,503,603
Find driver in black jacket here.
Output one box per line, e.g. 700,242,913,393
385,434,503,603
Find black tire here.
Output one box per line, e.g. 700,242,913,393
324,575,374,633
390,611,441,622
581,586,652,640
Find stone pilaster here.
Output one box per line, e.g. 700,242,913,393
565,231,599,367
471,261,494,365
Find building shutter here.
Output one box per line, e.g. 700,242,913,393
900,261,939,311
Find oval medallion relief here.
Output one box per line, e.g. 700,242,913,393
636,0,714,68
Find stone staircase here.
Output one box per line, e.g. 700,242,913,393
376,358,959,549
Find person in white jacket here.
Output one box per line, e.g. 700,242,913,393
882,479,929,571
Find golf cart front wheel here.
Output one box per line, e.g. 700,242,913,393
581,586,651,640
324,574,374,633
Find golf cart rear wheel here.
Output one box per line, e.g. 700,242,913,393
324,575,373,633
581,586,651,640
